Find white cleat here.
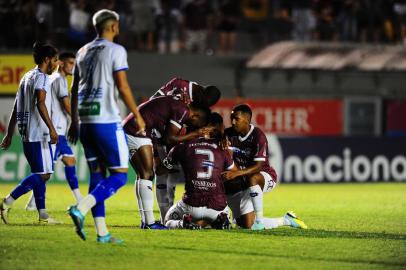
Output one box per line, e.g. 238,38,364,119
0,199,10,224
39,216,64,225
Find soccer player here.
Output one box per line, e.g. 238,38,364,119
222,104,308,230
67,9,145,243
122,96,211,229
0,42,59,224
163,112,236,230
151,77,221,107
25,52,83,210
150,77,221,222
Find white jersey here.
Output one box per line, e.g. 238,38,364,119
75,38,128,124
16,67,52,142
49,72,69,136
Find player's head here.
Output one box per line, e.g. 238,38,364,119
32,42,58,75
208,112,224,139
187,101,211,129
58,52,76,76
191,84,221,107
92,9,120,36
204,86,221,107
230,104,252,133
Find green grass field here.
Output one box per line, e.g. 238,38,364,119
0,183,405,270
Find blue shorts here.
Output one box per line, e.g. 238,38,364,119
54,135,74,162
23,141,55,174
80,122,129,169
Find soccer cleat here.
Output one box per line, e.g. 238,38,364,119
211,212,230,230
141,221,168,230
251,220,265,231
284,211,308,229
97,233,124,244
182,214,201,230
39,216,63,225
67,205,86,240
0,199,10,224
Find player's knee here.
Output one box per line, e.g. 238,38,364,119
140,169,154,181
40,173,51,181
111,172,127,189
248,173,263,186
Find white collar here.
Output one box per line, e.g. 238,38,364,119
238,124,254,142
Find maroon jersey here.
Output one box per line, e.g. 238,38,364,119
225,125,277,182
122,96,189,143
150,77,202,104
164,137,234,210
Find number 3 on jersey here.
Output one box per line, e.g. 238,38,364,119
195,149,214,180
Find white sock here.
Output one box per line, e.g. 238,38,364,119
94,217,109,236
248,185,263,222
4,195,15,206
77,194,96,216
165,219,182,229
155,174,170,223
167,172,178,206
26,192,36,208
72,189,83,203
263,217,286,229
136,179,155,225
39,209,49,219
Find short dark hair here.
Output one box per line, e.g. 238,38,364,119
208,112,223,126
231,104,252,117
190,101,211,126
32,42,58,64
204,86,221,107
59,52,75,61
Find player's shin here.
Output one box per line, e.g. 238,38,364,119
156,174,170,222
33,179,48,219
65,165,82,202
248,185,264,223
9,174,43,205
135,179,155,225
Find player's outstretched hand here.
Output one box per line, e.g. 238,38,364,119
68,123,79,144
0,134,12,150
50,128,58,144
221,170,240,181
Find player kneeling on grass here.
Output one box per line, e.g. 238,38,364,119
122,96,212,229
162,112,236,230
223,104,308,230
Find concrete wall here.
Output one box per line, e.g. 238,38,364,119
126,52,406,99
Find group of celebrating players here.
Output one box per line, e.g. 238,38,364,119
0,9,307,244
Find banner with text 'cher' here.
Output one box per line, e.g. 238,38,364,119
213,99,343,136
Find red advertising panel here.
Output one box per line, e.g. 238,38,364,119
212,99,343,136
386,100,406,136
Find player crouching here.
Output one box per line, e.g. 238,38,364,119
162,113,235,229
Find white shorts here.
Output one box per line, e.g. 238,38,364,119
164,200,228,224
126,134,152,158
227,171,276,218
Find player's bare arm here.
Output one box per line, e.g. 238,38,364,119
0,98,17,150
68,68,79,144
36,90,58,144
114,70,145,131
222,161,264,180
61,96,71,116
